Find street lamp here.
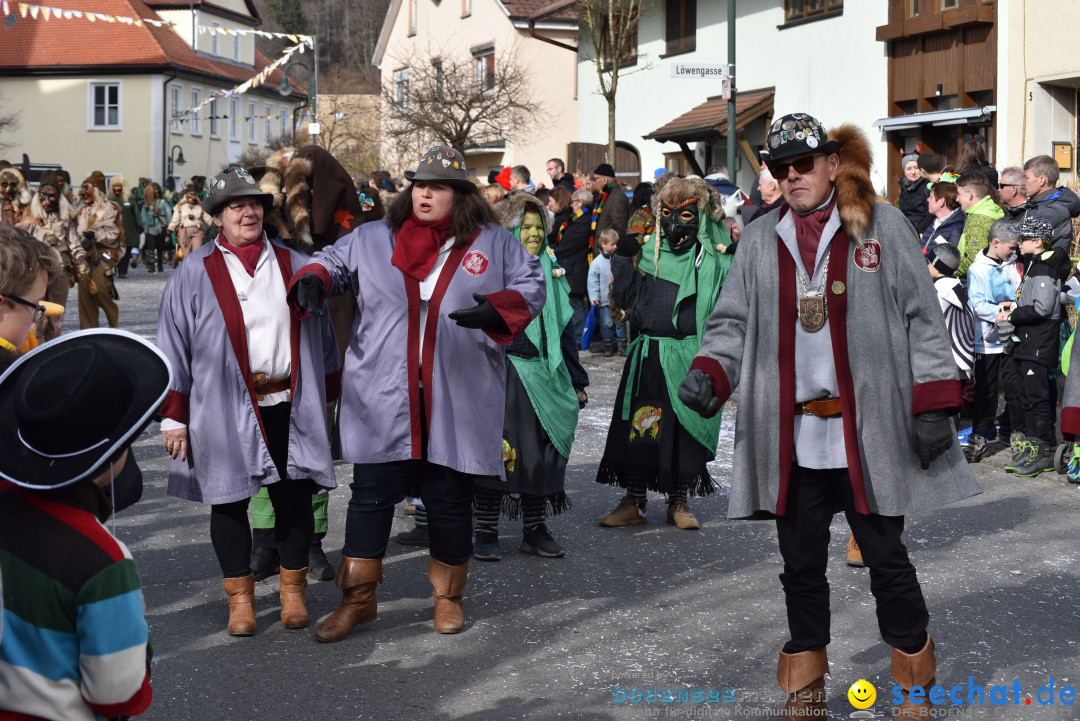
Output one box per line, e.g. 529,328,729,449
277,58,319,138
166,144,186,191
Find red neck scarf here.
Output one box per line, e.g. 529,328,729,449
219,236,264,277
393,212,454,281
791,192,837,275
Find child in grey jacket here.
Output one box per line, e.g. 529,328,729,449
587,229,626,356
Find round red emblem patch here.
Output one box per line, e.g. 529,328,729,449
854,239,881,273
461,250,489,276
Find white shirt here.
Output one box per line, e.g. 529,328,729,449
419,238,456,365
160,236,292,432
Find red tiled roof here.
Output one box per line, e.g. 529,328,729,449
645,89,775,142
516,0,579,22
0,0,302,96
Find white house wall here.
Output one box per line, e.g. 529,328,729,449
575,0,889,190
376,0,578,181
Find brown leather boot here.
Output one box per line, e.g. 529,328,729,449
665,501,700,530
846,533,866,567
892,635,936,718
223,575,257,636
279,567,310,629
429,558,468,634
776,647,828,718
599,494,647,527
315,557,382,643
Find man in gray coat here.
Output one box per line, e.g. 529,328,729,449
678,114,981,718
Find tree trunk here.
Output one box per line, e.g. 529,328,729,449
607,98,616,165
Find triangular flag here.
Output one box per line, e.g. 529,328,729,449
40,5,49,19
28,4,38,19
72,9,81,17
18,3,27,18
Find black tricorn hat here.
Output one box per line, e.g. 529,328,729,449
0,329,172,489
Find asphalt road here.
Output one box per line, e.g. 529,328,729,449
65,267,1080,720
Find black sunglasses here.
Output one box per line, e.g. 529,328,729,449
768,154,825,180
998,183,1021,189
5,294,45,322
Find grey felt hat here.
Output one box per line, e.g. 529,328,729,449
404,145,476,193
202,166,275,215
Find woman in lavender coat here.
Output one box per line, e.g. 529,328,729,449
156,167,342,637
290,145,545,640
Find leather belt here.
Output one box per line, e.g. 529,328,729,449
252,373,290,400
794,397,842,418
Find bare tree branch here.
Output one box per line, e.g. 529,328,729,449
0,90,21,155
577,0,656,163
380,45,541,167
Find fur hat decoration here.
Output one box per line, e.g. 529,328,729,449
82,170,107,195
259,145,382,253
650,175,726,225
0,167,32,206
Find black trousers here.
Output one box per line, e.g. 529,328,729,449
144,233,166,271
775,465,929,654
971,352,1023,437
209,403,315,577
343,460,476,566
1006,356,1054,443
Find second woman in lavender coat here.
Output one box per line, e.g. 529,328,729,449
290,145,545,640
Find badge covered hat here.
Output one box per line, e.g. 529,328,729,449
404,145,476,193
1018,216,1053,241
202,166,275,215
762,112,842,162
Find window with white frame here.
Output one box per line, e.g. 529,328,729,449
229,97,240,141
190,87,203,136
409,0,417,34
279,105,289,138
247,99,257,143
169,83,183,134
393,68,409,113
211,22,221,56
473,47,495,95
233,34,241,61
264,103,273,145
210,98,220,138
88,80,121,130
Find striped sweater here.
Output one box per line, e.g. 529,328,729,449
0,480,152,721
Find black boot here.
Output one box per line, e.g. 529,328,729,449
249,527,279,581
308,531,335,581
603,340,615,357
1013,441,1055,478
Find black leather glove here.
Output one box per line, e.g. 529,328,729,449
294,273,325,317
449,293,505,331
911,410,954,470
677,369,719,416
576,388,588,409
81,231,95,249
616,233,643,257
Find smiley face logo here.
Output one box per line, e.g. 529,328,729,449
847,679,876,709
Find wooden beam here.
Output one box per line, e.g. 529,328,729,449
739,137,761,177
678,141,704,177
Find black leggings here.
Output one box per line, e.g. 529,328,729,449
209,403,315,577
343,460,475,566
